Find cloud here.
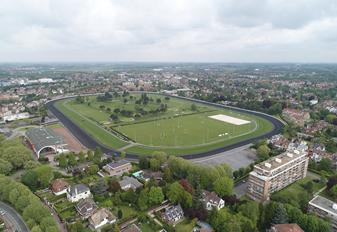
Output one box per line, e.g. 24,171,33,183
0,0,337,62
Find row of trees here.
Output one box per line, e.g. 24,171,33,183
0,175,58,232
0,136,33,175
57,149,102,168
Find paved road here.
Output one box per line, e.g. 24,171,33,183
234,181,249,198
0,201,30,232
46,93,284,160
192,144,256,169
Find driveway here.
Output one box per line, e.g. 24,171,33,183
0,201,30,232
234,181,249,198
192,144,256,170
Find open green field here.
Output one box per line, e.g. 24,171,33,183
55,93,274,155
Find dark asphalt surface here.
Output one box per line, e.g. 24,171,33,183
46,93,284,160
0,201,30,232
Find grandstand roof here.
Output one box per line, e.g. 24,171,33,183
25,127,66,153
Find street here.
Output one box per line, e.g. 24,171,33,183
0,201,30,232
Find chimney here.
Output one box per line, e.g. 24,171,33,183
287,153,293,158
275,158,282,163
265,163,271,168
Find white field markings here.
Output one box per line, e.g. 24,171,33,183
208,114,251,125
62,100,130,145
134,113,259,149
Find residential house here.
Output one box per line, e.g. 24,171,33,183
269,134,289,150
162,204,184,224
88,208,117,230
270,224,304,232
103,160,132,177
282,108,310,127
120,223,142,232
309,195,337,230
119,176,143,191
132,170,163,182
310,144,326,162
67,184,91,202
75,198,97,219
201,190,225,210
51,179,69,195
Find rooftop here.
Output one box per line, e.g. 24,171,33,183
68,184,90,196
25,127,66,153
255,149,306,171
272,223,304,232
105,159,131,169
309,195,337,216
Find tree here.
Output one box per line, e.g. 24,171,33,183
326,114,337,124
87,150,94,161
213,176,234,197
330,185,337,198
93,147,102,164
92,178,108,195
303,181,314,194
163,167,173,183
139,156,149,169
179,179,194,194
326,140,337,153
78,152,86,163
137,189,148,211
191,103,197,111
23,161,40,170
67,153,77,167
58,154,68,168
272,204,288,225
109,179,121,193
87,164,99,175
1,146,32,169
21,170,39,191
148,187,164,206
117,209,123,219
238,201,260,226
318,158,333,173
122,189,137,204
167,182,192,208
34,165,54,188
149,158,160,171
167,182,185,204
0,158,13,175
257,145,271,160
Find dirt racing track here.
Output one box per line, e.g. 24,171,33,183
46,93,284,160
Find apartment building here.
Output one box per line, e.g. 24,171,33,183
102,159,132,177
308,195,337,230
248,149,308,201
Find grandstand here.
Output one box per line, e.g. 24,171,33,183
25,127,68,158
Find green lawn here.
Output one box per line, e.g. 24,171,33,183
55,93,274,155
271,175,324,208
55,100,129,149
47,123,64,129
175,219,197,232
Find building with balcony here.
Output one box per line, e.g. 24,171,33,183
247,149,308,202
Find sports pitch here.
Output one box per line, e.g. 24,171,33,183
55,93,274,155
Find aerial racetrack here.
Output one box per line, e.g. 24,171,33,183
46,92,284,158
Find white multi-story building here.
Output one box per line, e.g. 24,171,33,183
248,149,309,202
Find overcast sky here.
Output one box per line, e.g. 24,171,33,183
1,0,337,63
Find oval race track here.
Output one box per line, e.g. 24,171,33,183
46,94,284,160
